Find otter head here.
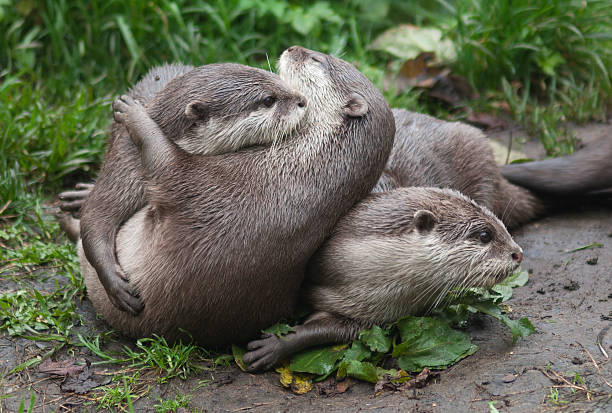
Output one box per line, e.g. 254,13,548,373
146,63,307,155
408,188,523,292
278,46,393,138
313,187,523,321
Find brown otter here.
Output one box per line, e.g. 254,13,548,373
242,111,611,370
67,63,307,315
243,186,523,371
66,46,395,346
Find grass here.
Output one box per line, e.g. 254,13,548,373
0,0,610,406
153,393,191,413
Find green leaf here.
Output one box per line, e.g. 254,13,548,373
286,7,318,36
343,341,372,362
535,49,566,76
500,269,529,288
115,16,141,62
368,25,456,62
338,360,379,383
393,317,476,372
468,302,535,343
308,2,342,24
358,325,391,353
262,323,295,337
290,345,346,376
231,344,247,372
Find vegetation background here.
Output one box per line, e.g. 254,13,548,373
0,0,610,409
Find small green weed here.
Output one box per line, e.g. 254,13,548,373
96,373,141,412
17,393,36,413
547,387,569,406
153,393,190,413
0,206,83,341
79,333,203,382
126,335,203,382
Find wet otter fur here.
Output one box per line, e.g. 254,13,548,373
74,63,306,315
70,46,395,346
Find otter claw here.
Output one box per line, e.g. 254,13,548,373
243,333,283,372
58,182,93,216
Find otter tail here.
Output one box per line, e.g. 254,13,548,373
499,137,612,195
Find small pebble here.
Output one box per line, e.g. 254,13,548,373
586,256,598,265
502,374,516,383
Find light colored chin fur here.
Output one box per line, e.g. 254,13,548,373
278,55,344,133
307,234,518,326
176,104,306,155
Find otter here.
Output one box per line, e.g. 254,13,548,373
243,186,523,371
67,63,307,315
64,46,395,346
242,111,611,370
380,110,611,229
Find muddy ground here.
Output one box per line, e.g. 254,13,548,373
1,124,611,412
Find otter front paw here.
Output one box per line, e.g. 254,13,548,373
102,264,144,315
243,333,285,372
112,95,149,142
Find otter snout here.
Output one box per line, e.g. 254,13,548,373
512,251,523,264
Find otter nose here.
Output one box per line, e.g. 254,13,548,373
512,251,523,263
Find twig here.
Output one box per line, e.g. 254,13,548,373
0,201,11,215
505,130,513,165
538,367,592,400
597,325,610,359
577,342,612,390
231,402,274,412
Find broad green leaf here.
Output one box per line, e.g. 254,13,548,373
393,317,476,372
535,49,566,76
499,269,529,289
338,360,379,383
290,345,346,376
490,284,513,302
343,341,372,362
359,325,391,353
368,25,456,62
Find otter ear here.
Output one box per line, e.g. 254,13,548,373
343,93,368,118
185,101,209,121
414,210,437,234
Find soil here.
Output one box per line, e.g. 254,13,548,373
1,123,611,412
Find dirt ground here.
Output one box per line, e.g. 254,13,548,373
1,124,611,412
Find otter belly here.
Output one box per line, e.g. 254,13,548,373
81,207,161,338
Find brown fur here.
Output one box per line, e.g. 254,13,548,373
243,111,611,370
376,110,545,229
79,46,395,346
243,187,522,370
78,63,306,314
500,136,612,195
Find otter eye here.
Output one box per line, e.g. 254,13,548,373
479,230,493,244
262,96,276,108
310,55,328,69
